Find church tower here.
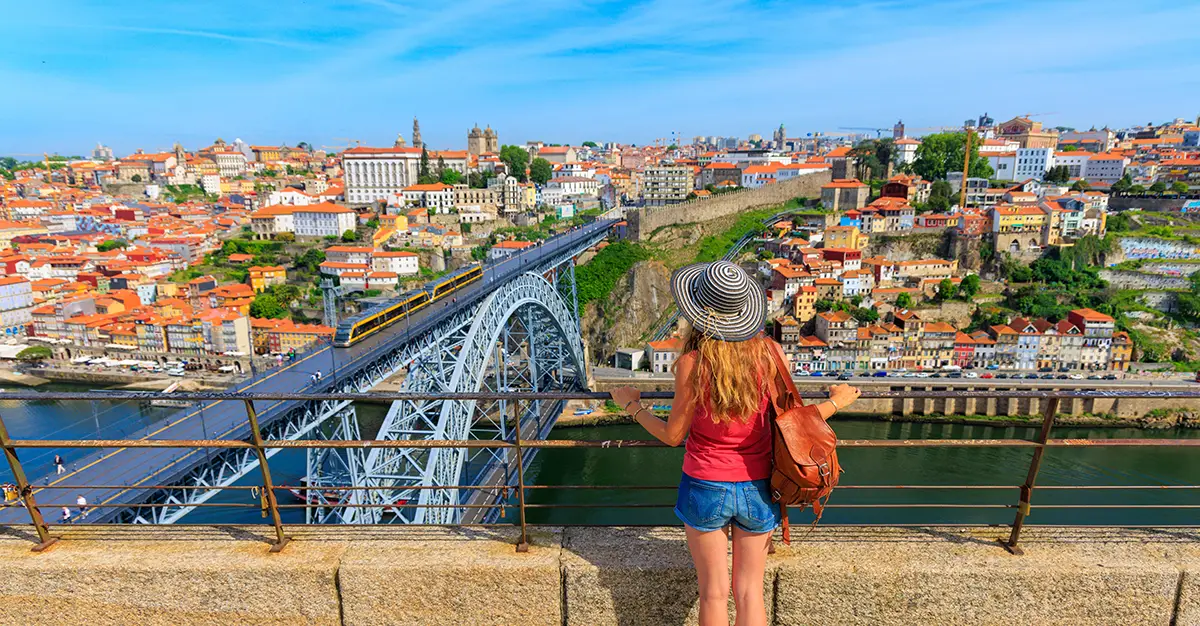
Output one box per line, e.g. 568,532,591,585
412,117,423,149
467,124,484,156
393,132,407,148
484,125,498,153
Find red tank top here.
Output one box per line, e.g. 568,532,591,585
682,374,773,482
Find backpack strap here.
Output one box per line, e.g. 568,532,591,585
764,338,800,412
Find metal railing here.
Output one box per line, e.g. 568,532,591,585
0,389,1198,555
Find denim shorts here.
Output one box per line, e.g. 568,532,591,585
674,473,782,534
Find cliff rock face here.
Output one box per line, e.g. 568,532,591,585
581,260,672,365
865,232,949,261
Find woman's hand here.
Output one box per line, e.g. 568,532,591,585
610,386,642,413
828,384,861,410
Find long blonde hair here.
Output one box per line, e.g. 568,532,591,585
674,320,771,424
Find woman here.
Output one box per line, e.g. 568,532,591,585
611,260,860,626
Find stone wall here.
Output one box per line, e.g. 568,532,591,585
627,171,833,240
1117,236,1200,261
1109,195,1192,212
1,526,1195,625
1099,269,1191,290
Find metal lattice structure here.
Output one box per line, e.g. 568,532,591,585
311,268,586,524
106,225,605,525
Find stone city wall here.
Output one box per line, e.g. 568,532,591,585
0,526,1195,625
627,170,833,240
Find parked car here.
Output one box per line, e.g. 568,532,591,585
1038,367,1053,373
166,368,186,377
837,373,852,381
996,373,1009,379
873,371,889,377
930,373,943,378
986,364,1000,370
1039,374,1054,379
1025,373,1040,380
980,373,993,379
1056,374,1069,380
948,372,962,378
1069,374,1084,380
810,371,824,377
1087,375,1101,380
1103,374,1118,380
964,372,978,378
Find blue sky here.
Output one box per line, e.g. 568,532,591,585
3,0,1199,156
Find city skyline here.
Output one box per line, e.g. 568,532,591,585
3,0,1200,155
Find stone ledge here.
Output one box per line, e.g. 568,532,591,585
0,526,1193,625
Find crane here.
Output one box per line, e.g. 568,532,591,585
838,126,889,138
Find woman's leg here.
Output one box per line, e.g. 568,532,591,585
685,524,730,626
730,525,772,626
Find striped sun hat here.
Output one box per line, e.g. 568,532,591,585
670,260,765,342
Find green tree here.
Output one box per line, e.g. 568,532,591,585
131,174,142,183
936,278,955,302
341,229,359,242
1070,179,1091,192
666,144,679,151
249,293,288,319
440,168,462,185
499,145,530,182
910,132,994,181
1111,174,1133,194
1130,184,1146,194
957,274,980,300
468,170,496,188
895,293,913,309
529,157,553,185
1150,181,1168,194
581,141,598,148
927,180,954,211
1043,165,1070,184
17,346,52,362
1061,145,1078,152
851,307,879,324
1171,181,1190,194
417,148,434,184
97,239,128,252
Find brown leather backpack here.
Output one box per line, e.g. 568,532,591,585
764,339,841,543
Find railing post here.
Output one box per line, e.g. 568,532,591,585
1001,395,1059,555
0,413,57,551
513,414,530,553
243,400,290,553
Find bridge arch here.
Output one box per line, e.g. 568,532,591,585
328,271,586,524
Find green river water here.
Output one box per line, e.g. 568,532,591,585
524,420,1200,527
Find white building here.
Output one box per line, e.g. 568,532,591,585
1014,147,1054,181
371,251,420,276
0,276,33,337
213,149,248,178
342,146,422,205
1055,151,1091,179
987,152,1018,181
893,138,920,164
401,183,455,213
249,205,296,239
1083,153,1128,186
292,203,358,239
324,246,373,265
266,188,314,206
488,240,535,261
201,174,222,195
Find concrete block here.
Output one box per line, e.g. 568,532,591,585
561,526,775,626
0,527,343,626
773,527,1182,626
338,527,562,626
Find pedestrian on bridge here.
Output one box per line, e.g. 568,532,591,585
54,454,65,475
76,495,88,519
60,507,71,524
611,259,861,626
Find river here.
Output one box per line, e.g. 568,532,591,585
4,386,1197,526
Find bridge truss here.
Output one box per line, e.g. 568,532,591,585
115,231,598,525
309,263,586,524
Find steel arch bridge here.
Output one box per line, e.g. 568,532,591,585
307,265,587,524
109,222,609,526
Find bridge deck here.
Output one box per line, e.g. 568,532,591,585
0,219,615,524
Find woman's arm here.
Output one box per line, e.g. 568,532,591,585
609,353,698,446
815,383,862,420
